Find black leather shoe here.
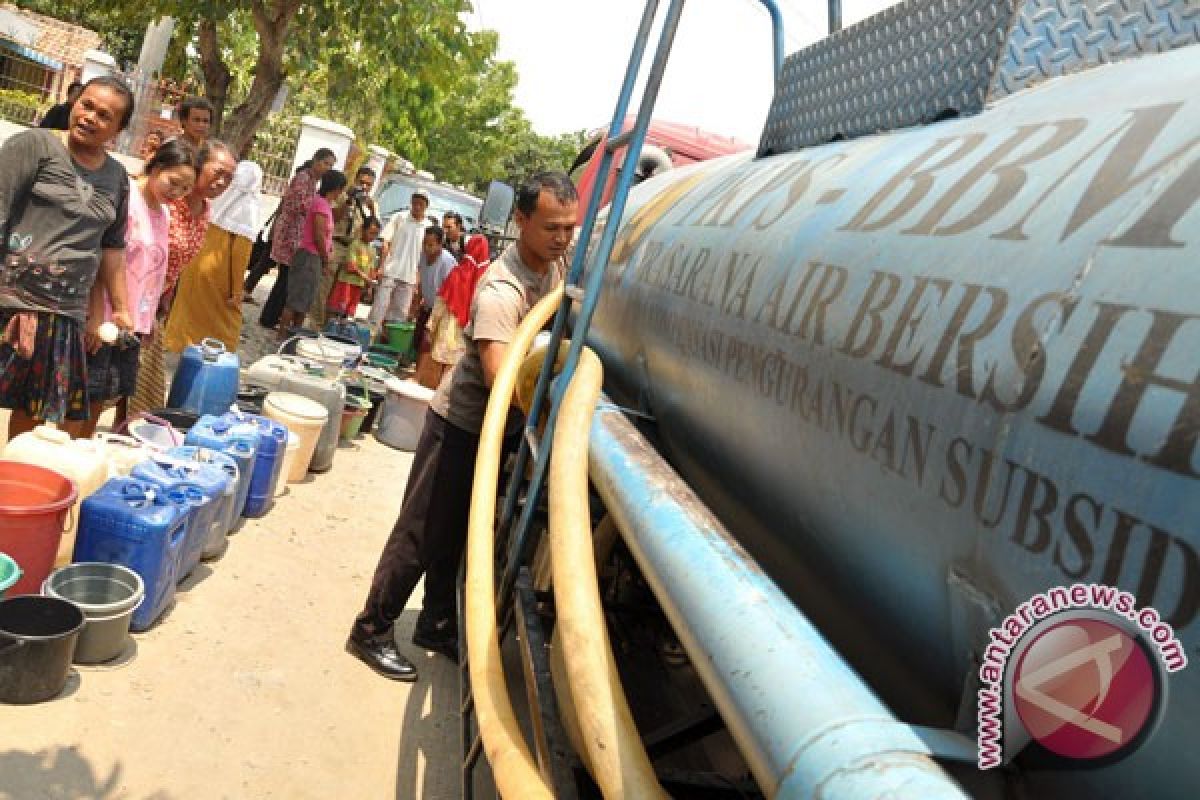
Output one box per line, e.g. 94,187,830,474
346,632,418,682
412,629,459,663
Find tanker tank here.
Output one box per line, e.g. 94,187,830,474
583,40,1200,799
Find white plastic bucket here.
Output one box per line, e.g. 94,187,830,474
127,417,185,450
375,379,435,451
294,337,347,378
262,392,328,482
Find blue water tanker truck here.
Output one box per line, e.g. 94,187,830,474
463,1,1200,798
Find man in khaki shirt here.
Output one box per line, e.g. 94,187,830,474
348,171,578,681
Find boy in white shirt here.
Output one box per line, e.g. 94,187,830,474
370,191,430,330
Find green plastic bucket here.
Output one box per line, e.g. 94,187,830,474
0,553,20,598
339,395,372,442
384,322,415,355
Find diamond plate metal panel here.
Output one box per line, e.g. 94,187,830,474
758,0,1019,157
989,0,1200,99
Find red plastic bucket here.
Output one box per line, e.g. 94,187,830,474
0,462,78,596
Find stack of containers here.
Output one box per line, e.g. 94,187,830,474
220,412,287,518
74,479,191,631
128,463,214,581
2,426,109,565
186,416,259,523
135,455,234,562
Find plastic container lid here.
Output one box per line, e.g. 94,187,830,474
296,338,346,362
385,378,435,403
31,426,72,445
264,392,329,422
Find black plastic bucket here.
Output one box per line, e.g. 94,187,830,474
148,408,201,433
236,384,270,414
360,384,386,435
0,595,85,704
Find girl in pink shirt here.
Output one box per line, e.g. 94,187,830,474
281,169,346,335
67,138,196,437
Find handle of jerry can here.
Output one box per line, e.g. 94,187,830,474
121,482,155,507
276,334,302,356
200,338,226,361
114,412,180,447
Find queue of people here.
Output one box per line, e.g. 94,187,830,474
239,135,503,401
13,76,583,692
0,78,265,438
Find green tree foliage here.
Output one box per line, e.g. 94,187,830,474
16,0,594,193
16,0,154,69
40,0,479,156
417,35,591,193
501,128,591,189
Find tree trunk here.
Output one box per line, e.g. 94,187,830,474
196,18,231,136
220,0,301,158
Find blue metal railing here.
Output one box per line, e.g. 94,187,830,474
494,0,787,619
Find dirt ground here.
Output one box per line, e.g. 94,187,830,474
0,277,461,800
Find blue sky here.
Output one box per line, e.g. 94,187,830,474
467,0,899,143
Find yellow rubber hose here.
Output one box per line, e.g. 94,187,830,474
465,286,563,800
548,347,669,799
549,514,622,778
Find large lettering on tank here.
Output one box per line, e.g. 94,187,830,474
610,99,1200,628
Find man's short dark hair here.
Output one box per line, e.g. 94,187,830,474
516,171,577,215
356,165,376,179
319,169,348,195
81,76,136,130
179,96,214,122
424,224,444,244
442,211,463,230
411,191,429,205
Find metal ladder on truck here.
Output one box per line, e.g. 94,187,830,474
458,1,785,796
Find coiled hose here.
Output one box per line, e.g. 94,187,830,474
464,285,666,798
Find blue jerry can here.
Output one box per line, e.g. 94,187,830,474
75,479,191,631
220,412,287,518
186,416,259,522
167,338,240,417
128,463,213,582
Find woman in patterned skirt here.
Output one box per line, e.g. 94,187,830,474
0,77,136,438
